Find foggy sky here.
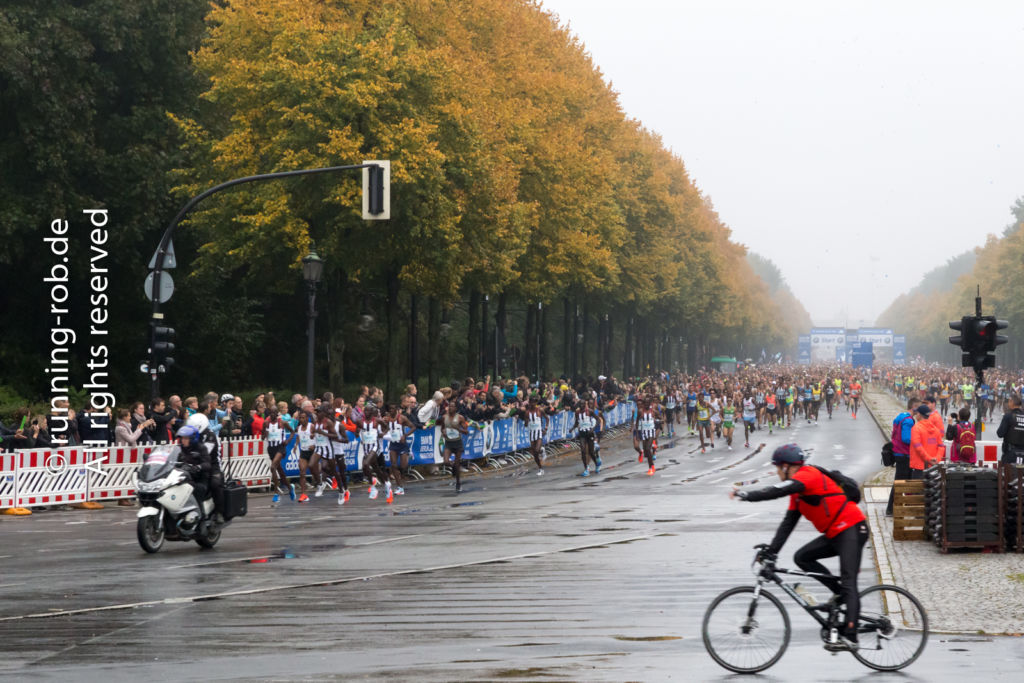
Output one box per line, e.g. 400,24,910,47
540,0,1024,327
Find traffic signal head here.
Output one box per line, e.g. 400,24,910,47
150,324,175,373
948,317,968,348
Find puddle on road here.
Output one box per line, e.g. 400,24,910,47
247,549,300,564
589,527,628,532
492,667,560,679
447,501,483,508
612,635,682,642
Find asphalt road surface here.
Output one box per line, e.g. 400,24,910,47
2,406,1023,681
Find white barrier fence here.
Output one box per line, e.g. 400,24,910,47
0,437,272,511
942,440,1003,467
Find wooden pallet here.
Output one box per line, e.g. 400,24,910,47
893,479,926,541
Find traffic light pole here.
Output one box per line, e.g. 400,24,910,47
949,289,1008,445
148,163,382,401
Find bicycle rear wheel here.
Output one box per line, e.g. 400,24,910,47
702,586,791,673
853,584,928,671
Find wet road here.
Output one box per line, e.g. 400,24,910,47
2,406,1023,681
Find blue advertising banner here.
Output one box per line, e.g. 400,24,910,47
893,335,907,365
798,334,811,364
491,419,516,454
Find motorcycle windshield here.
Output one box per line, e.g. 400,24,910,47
138,445,180,482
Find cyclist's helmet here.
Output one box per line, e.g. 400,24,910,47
176,425,199,442
771,443,806,466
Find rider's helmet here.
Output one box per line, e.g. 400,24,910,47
771,443,806,466
176,425,199,443
186,413,210,434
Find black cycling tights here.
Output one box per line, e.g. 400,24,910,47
794,521,869,635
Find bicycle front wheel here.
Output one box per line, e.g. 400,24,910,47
702,586,791,673
853,584,928,671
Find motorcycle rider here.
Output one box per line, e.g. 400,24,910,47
188,406,224,517
177,423,220,520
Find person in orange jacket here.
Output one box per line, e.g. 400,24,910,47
909,404,944,477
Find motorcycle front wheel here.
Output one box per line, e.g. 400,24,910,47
137,514,165,553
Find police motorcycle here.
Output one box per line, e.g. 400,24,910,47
135,420,245,553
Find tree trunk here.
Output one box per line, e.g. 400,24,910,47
427,297,440,393
385,269,401,400
596,312,606,379
624,315,634,379
496,292,507,379
480,294,489,379
325,266,347,394
540,303,550,379
467,290,480,378
562,297,571,378
581,304,590,378
605,313,613,376
524,302,536,380
571,303,580,380
409,294,419,391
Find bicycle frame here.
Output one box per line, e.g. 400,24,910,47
752,563,836,630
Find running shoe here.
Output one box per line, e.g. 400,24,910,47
298,493,310,503
638,452,643,463
745,442,750,448
386,490,394,504
580,468,590,477
338,492,346,505
728,445,733,451
369,486,379,499
647,466,655,475
272,493,280,503
288,483,296,501
455,483,463,493
330,477,338,490
537,469,545,476
315,482,325,498
344,489,351,502
594,457,602,474
701,447,706,454
395,487,405,495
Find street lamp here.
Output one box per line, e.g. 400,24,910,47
302,249,324,399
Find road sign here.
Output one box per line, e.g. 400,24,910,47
148,240,177,269
144,271,174,303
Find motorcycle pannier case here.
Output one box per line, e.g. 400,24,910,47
221,479,248,520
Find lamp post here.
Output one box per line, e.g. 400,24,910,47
302,250,324,399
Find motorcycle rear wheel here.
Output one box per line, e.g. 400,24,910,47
196,522,221,549
137,515,165,553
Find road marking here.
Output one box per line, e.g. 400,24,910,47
0,583,25,589
707,477,726,484
0,533,656,622
65,521,88,525
712,511,761,525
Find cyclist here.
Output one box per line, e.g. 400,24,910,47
729,444,868,652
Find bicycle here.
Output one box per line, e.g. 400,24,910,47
702,544,928,673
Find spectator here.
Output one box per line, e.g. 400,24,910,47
950,407,977,464
225,396,244,437
130,402,154,444
148,397,175,443
77,397,112,446
418,391,444,426
909,404,943,478
168,395,185,433
115,409,151,446
184,396,199,416
885,397,918,516
24,415,52,449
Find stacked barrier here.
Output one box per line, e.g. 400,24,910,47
1,403,635,512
